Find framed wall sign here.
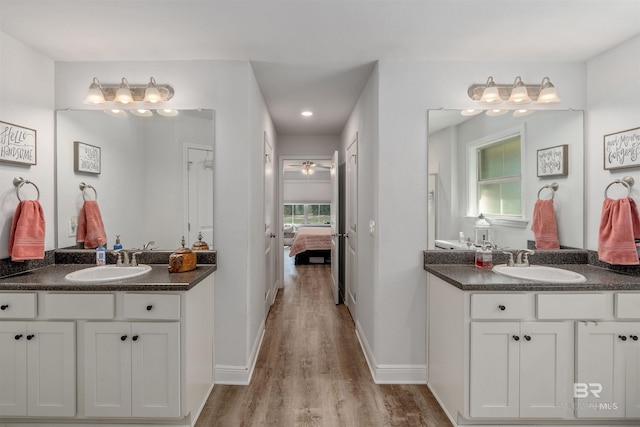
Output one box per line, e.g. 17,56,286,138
74,141,101,174
603,127,640,170
0,121,37,166
537,144,568,177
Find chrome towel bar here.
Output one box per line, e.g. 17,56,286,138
13,177,40,201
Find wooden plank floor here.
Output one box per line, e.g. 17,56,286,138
195,257,452,426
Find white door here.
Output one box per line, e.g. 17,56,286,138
84,322,132,417
186,146,214,246
470,321,520,418
0,321,27,416
345,134,358,313
519,322,573,418
264,134,277,313
330,150,340,304
131,322,181,418
26,322,76,417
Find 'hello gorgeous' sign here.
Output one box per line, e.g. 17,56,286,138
604,127,640,170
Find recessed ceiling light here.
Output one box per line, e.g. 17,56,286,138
301,110,313,117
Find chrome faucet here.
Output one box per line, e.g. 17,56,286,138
114,249,130,266
515,249,535,267
143,241,156,250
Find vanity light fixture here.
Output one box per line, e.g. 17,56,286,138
83,76,174,106
104,109,127,118
513,109,535,117
301,110,314,117
468,76,561,105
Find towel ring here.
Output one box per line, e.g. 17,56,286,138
13,177,40,201
537,182,559,200
79,182,98,201
604,176,635,198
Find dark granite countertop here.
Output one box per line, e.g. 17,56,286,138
0,263,216,292
424,264,640,291
423,249,640,291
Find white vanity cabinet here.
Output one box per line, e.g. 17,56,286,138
576,321,640,418
470,321,573,419
426,272,640,426
83,321,180,418
0,319,76,417
0,268,215,427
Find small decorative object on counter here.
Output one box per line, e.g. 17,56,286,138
113,235,122,250
475,241,493,269
96,243,106,266
168,236,197,273
192,231,209,251
474,213,492,246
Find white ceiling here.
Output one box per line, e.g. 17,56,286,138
1,0,639,135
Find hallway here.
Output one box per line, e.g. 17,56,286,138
195,258,451,426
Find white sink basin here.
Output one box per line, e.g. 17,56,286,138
492,264,586,284
65,265,152,283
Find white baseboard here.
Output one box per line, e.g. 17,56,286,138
214,321,265,385
355,320,427,384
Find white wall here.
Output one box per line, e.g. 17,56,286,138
0,32,55,259
585,35,640,250
278,134,339,156
341,63,380,379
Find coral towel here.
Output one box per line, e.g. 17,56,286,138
531,199,560,249
598,198,640,265
8,200,45,261
77,200,107,249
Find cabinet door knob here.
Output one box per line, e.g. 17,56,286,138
0,304,8,310
146,305,153,311
14,334,22,340
132,335,139,341
26,334,35,340
524,335,531,341
631,335,639,341
498,305,506,311
121,335,128,341
512,335,520,341
619,335,627,341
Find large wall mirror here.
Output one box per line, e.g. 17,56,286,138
427,109,584,251
56,109,214,250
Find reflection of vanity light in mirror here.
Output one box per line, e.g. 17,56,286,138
157,109,179,117
461,109,483,117
104,109,127,118
131,109,153,117
486,109,508,116
513,109,535,117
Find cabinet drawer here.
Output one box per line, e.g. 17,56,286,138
616,293,640,319
471,293,534,319
43,293,115,319
537,293,611,319
122,293,181,320
0,293,37,319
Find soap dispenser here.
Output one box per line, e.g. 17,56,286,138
475,241,493,269
113,235,123,250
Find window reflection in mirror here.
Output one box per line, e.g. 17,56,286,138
55,109,214,250
427,109,584,251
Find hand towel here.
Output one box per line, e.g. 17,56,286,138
598,197,640,265
8,200,45,261
531,199,560,249
76,200,107,249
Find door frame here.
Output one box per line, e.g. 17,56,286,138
277,154,333,290
182,142,214,246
